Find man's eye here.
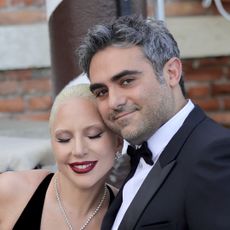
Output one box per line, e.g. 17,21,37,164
88,133,102,139
94,89,107,98
121,79,133,86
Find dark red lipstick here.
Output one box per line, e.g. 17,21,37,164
69,161,97,174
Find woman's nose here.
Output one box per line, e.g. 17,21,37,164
72,138,87,158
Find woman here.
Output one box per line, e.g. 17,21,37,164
0,84,123,230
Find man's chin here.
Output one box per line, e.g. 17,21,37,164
121,127,147,145
121,128,136,142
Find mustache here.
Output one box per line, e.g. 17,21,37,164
109,104,140,120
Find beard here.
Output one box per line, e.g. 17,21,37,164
103,84,175,145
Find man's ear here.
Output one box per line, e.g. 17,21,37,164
164,57,182,87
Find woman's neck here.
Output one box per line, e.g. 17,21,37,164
53,173,109,217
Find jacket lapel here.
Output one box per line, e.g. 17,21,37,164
159,105,206,167
118,105,206,229
101,188,123,230
118,160,176,230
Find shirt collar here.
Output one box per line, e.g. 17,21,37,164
147,99,194,163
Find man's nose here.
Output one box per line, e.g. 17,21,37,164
108,88,126,110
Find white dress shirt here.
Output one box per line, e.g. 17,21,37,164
112,100,194,230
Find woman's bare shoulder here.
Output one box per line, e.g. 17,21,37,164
0,169,51,203
0,169,51,229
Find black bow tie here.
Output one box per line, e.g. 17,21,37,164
127,141,154,166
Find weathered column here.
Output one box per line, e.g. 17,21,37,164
47,0,146,96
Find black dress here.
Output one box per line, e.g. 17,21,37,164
13,173,115,229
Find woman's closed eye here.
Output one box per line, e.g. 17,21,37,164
88,132,103,139
55,130,72,143
56,138,70,143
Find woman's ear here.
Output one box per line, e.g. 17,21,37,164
164,57,182,87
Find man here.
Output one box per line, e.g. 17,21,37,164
78,15,230,230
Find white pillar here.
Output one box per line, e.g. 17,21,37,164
154,0,165,21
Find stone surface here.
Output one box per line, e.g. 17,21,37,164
0,23,50,70
0,119,54,172
0,118,50,138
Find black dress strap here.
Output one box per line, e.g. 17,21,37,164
106,185,115,206
13,173,54,230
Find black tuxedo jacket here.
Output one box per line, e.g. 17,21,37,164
102,106,230,230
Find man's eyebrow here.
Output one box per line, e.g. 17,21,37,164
111,70,141,82
90,83,104,92
90,70,141,92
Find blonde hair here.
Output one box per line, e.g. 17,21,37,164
49,83,95,128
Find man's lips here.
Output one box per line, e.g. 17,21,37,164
69,161,97,174
113,111,134,120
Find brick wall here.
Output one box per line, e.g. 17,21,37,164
164,0,230,127
147,0,230,17
183,57,230,127
0,0,230,127
0,69,52,120
0,0,52,121
0,0,46,25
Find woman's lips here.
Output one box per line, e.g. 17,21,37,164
69,161,97,174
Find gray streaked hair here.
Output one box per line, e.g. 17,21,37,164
77,15,185,96
49,83,95,128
